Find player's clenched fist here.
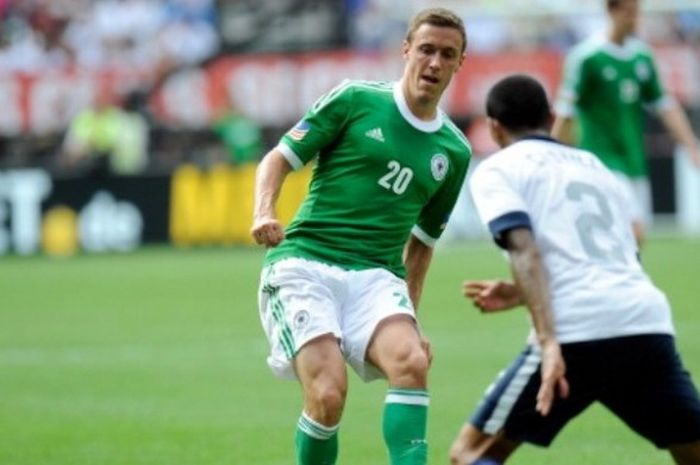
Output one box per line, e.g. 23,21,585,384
251,218,285,247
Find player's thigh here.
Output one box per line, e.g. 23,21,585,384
470,344,596,447
600,334,700,448
340,268,418,382
365,314,425,378
258,258,344,380
294,334,348,400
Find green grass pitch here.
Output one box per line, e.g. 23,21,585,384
1,237,699,465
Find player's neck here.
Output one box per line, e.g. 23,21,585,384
406,98,437,121
401,81,438,121
506,130,550,147
608,26,630,45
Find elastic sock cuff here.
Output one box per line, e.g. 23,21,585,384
385,388,430,406
298,412,339,440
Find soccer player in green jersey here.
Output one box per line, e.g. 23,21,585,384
552,0,700,246
250,7,472,465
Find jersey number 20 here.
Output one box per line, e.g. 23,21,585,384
378,161,413,195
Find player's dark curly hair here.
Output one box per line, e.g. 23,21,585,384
486,74,551,133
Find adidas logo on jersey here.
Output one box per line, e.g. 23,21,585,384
365,127,385,142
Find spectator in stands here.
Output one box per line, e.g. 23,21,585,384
212,98,263,165
61,89,149,176
0,0,74,71
552,0,700,247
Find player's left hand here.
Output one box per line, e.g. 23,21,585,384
536,340,569,416
463,280,522,312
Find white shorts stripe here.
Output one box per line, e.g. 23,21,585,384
483,348,541,434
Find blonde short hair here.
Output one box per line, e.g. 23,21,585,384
405,8,467,54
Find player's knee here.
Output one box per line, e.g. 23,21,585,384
307,381,347,423
389,344,429,386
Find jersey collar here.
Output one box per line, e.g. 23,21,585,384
393,81,443,133
600,32,637,60
518,134,567,145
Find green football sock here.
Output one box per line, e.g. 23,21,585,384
295,412,339,465
382,388,429,465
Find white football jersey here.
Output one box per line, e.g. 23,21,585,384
469,136,674,343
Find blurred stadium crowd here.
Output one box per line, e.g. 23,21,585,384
0,0,218,72
0,0,699,176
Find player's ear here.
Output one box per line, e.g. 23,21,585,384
486,117,507,148
457,51,466,68
402,39,411,59
545,110,555,132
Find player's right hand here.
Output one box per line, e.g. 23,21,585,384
250,218,285,247
463,280,522,313
536,340,569,416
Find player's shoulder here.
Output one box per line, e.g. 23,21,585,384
313,79,392,112
477,138,580,173
576,146,618,178
567,33,606,62
471,145,517,179
336,79,394,97
625,37,655,58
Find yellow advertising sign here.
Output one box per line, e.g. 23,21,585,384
169,163,311,246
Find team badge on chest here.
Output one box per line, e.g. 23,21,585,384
431,154,449,181
635,61,650,81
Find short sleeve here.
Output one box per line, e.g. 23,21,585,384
469,158,532,248
413,154,470,247
639,52,667,109
277,81,354,170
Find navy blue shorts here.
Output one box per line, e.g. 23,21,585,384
469,334,700,448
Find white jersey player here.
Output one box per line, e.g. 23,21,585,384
472,135,673,345
449,74,700,465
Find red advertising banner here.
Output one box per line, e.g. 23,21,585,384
1,45,698,135
0,67,153,136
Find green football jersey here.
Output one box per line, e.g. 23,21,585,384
556,35,667,177
265,80,472,277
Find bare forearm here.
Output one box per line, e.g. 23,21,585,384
254,149,292,221
510,248,556,344
251,149,292,247
658,104,700,152
505,229,557,345
504,232,567,415
403,235,434,311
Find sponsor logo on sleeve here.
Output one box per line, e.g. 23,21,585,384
288,120,311,141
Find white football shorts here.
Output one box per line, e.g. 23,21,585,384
258,257,415,382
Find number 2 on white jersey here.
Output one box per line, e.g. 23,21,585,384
566,181,626,263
